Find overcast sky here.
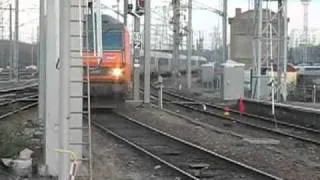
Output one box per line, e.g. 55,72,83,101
102,0,320,30
2,0,320,46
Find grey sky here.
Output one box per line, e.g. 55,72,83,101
5,0,320,44
103,0,320,48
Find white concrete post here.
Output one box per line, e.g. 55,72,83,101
45,0,60,175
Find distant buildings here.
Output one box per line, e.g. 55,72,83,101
290,28,320,47
0,40,37,68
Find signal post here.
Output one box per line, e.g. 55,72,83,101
129,0,145,102
133,17,141,101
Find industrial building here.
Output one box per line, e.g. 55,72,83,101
0,40,37,68
228,8,288,67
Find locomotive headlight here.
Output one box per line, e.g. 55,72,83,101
111,68,123,77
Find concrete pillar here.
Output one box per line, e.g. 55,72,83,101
45,0,60,175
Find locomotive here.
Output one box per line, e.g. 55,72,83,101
83,14,132,103
82,14,208,104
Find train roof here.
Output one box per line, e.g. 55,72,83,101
84,14,122,25
84,14,125,32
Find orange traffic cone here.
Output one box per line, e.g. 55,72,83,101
224,106,230,116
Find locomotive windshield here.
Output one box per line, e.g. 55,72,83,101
83,14,125,52
84,31,123,51
102,31,123,50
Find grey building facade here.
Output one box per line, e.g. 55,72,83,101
228,8,287,67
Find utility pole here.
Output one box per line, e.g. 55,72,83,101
253,0,262,99
172,0,180,75
220,0,227,99
301,0,311,64
9,4,12,80
0,14,3,39
31,27,34,65
13,0,19,82
133,16,141,101
222,0,227,62
117,0,120,20
124,0,128,25
131,0,144,102
37,0,46,168
283,0,288,101
59,0,69,178
187,0,192,89
276,0,282,101
161,6,167,49
144,0,151,103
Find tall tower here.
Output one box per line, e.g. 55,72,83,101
253,0,288,101
301,0,311,63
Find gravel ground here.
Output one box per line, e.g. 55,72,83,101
161,97,320,161
117,103,320,180
0,107,55,180
0,106,185,180
88,124,188,180
163,76,229,104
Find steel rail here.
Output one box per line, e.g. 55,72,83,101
165,88,320,133
92,120,199,180
148,87,320,145
93,110,282,180
0,92,38,120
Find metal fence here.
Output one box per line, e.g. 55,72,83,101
288,84,320,103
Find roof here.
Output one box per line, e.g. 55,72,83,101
220,60,245,67
201,62,216,67
229,9,289,24
84,14,122,25
140,51,208,62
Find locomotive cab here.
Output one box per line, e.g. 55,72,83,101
83,14,132,107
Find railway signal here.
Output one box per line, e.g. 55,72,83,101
136,0,145,15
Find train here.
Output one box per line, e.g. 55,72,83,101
142,51,207,78
83,14,132,102
82,14,207,103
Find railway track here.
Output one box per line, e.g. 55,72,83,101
146,86,320,146
92,110,282,180
0,91,38,120
165,88,320,131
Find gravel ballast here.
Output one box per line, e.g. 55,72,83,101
117,103,320,180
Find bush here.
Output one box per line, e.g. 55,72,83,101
0,121,31,158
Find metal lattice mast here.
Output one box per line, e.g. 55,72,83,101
144,0,151,103
9,4,13,80
301,0,311,64
253,0,262,99
252,0,288,101
283,0,288,101
172,0,180,75
133,14,141,101
187,0,192,89
13,0,19,81
223,0,228,62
